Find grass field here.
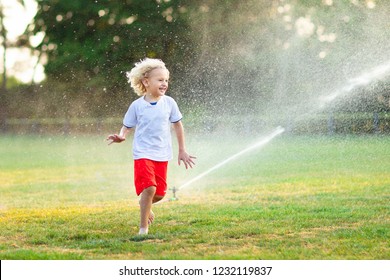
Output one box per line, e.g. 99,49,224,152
0,132,389,260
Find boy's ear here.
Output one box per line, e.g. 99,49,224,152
141,78,149,88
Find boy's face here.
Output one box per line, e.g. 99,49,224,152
143,68,169,100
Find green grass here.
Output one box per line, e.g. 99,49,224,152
0,133,389,259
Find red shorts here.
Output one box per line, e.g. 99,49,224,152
134,159,168,196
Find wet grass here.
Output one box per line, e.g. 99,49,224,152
0,133,389,259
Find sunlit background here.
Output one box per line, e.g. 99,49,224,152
1,0,45,83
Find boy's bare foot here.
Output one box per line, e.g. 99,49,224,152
139,227,148,235
148,210,155,225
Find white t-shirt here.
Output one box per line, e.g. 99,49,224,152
123,95,183,161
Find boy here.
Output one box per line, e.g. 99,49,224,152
107,58,196,235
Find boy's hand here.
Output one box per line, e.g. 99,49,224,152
178,151,196,169
106,134,125,145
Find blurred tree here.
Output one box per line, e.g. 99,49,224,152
0,0,26,92
0,4,6,92
29,0,196,95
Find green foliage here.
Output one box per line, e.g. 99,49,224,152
32,0,195,92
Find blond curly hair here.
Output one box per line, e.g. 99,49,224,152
126,58,169,96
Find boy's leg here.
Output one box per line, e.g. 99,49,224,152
139,186,156,234
151,161,167,205
134,160,168,234
153,195,164,203
147,195,164,225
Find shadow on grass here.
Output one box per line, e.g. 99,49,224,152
129,233,164,242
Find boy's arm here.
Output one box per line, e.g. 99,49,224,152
106,126,132,145
173,121,196,169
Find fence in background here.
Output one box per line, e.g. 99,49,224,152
0,117,122,135
0,112,389,135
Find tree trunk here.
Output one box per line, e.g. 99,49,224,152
0,6,7,93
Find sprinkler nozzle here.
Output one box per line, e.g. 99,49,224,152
169,186,178,201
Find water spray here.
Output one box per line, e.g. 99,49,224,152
157,61,390,204
286,60,390,129
179,126,285,192
157,126,285,203
318,60,390,106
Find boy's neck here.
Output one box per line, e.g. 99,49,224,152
144,94,162,103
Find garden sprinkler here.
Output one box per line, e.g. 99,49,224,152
169,186,178,201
